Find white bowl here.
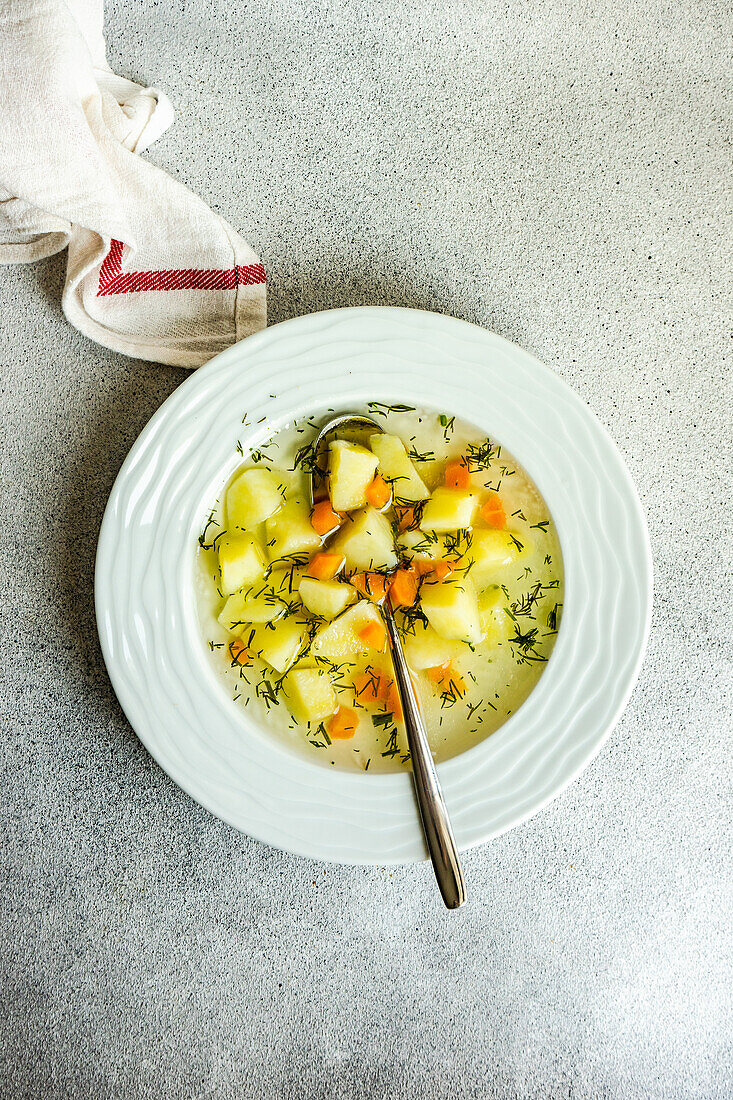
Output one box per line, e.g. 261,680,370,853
95,307,652,863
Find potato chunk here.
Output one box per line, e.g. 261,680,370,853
369,434,429,502
419,575,483,644
420,488,478,533
267,566,305,605
226,468,284,530
479,586,510,643
284,667,337,723
328,440,379,512
299,577,356,620
218,579,287,629
256,618,308,674
397,528,449,562
217,533,267,595
266,498,322,560
311,601,385,660
462,529,526,583
402,621,466,670
330,506,398,571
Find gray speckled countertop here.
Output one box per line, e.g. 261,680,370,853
1,1,731,1097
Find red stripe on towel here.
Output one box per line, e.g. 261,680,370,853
97,239,266,295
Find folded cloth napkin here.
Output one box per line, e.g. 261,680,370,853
0,0,266,367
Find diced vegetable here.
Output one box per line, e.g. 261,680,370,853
218,581,287,629
330,506,398,571
267,566,304,605
445,460,471,491
311,500,342,537
396,528,445,561
480,493,506,529
358,620,387,652
217,533,268,595
329,440,379,511
394,503,421,531
266,498,322,559
327,705,360,740
307,552,345,580
353,667,392,705
226,468,284,529
420,488,478,532
311,601,386,660
462,529,525,583
365,475,392,510
298,577,355,619
228,638,250,666
256,618,307,673
349,571,388,603
419,574,483,644
369,434,429,502
428,560,455,582
389,565,419,608
478,585,510,642
386,682,403,722
426,661,466,699
402,621,466,670
284,667,337,723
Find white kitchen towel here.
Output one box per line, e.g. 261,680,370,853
0,0,266,367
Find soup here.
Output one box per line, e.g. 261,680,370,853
195,404,563,773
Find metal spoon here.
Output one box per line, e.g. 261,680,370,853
310,414,466,909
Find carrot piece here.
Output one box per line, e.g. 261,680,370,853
443,667,466,698
358,621,387,652
480,494,506,529
307,551,345,580
228,639,250,666
386,683,403,722
389,565,419,608
353,668,392,705
365,474,392,510
311,500,342,537
327,705,360,740
375,675,392,704
394,503,419,532
349,571,388,603
426,661,450,683
415,559,456,582
431,560,456,582
426,661,466,698
445,460,471,491
353,671,379,703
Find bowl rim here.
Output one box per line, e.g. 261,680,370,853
95,306,653,863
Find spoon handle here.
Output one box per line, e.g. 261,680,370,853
382,601,466,909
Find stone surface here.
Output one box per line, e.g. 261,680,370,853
1,1,731,1097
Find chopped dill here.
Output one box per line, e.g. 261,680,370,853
381,728,401,758
465,438,500,470
509,626,548,664
367,401,416,416
407,446,436,463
